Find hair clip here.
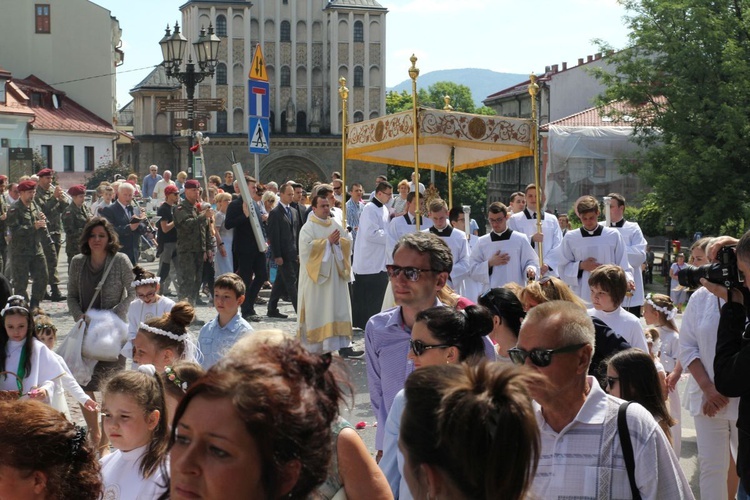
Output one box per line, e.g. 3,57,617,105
165,365,188,392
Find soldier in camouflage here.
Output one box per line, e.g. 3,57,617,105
34,168,68,301
7,180,49,310
0,175,9,274
61,184,92,266
173,179,213,306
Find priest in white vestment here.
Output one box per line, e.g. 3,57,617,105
297,195,354,354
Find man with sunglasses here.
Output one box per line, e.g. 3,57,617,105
514,301,692,499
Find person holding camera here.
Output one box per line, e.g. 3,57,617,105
697,232,750,493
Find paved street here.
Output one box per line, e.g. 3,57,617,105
43,253,704,497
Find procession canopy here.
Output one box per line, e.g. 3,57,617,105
345,107,534,171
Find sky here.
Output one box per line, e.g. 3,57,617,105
95,0,632,109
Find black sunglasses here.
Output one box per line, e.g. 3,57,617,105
385,265,438,282
606,376,619,389
409,339,452,357
508,343,587,367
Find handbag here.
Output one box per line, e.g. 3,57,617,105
57,319,97,386
78,257,128,362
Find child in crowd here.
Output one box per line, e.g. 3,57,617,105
34,312,98,419
0,296,65,402
159,360,205,424
100,364,169,499
132,302,199,372
92,184,114,216
124,266,175,363
587,265,649,353
644,327,668,399
644,292,683,456
197,273,254,369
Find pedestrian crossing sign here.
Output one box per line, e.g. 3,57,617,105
249,117,269,154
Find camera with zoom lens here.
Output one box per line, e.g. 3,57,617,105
678,246,744,289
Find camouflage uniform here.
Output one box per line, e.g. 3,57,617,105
62,202,92,266
34,184,68,298
6,199,49,307
0,193,8,274
173,198,210,304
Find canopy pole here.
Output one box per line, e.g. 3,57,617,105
443,96,454,209
409,55,421,230
528,73,543,272
339,77,349,228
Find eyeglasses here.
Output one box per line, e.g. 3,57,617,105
606,376,619,389
137,291,156,300
508,343,587,367
385,265,437,282
409,339,452,357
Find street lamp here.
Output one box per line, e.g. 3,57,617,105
159,22,221,178
664,216,675,292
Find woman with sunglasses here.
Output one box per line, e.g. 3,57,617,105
477,287,525,362
605,348,676,443
379,304,493,499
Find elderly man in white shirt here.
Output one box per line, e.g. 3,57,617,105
152,170,175,207
511,301,693,500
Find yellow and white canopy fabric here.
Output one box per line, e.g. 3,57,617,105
345,107,534,171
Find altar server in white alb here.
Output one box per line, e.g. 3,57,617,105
559,195,633,304
508,183,563,276
297,194,357,355
352,181,392,329
470,202,538,291
424,199,470,293
449,206,482,302
605,193,648,317
386,191,432,266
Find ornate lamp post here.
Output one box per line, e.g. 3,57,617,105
159,22,220,178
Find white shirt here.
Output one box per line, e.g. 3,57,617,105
423,225,470,288
679,286,739,418
352,198,390,275
508,208,563,275
386,213,432,265
152,178,175,204
100,445,167,499
123,296,176,358
469,229,538,292
606,219,648,306
588,307,649,354
532,376,694,500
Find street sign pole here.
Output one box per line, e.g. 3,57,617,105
248,44,269,179
254,154,259,181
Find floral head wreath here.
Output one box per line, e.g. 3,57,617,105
645,293,677,321
138,322,201,363
164,365,188,392
1,296,28,317
132,276,160,287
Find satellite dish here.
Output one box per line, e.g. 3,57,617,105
52,94,60,109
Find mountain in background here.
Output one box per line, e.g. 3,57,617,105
387,68,529,108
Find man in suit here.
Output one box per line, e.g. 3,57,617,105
101,182,145,265
225,175,267,322
266,183,299,318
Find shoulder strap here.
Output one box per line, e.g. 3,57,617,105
86,256,118,312
617,401,642,500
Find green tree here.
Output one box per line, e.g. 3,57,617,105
385,90,413,114
85,159,132,190
593,0,750,236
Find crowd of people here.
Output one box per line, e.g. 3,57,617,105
4,164,750,499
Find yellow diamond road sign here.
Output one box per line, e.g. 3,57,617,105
249,45,268,82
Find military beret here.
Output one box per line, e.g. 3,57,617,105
36,168,53,177
184,180,201,189
164,185,179,195
68,184,86,196
18,180,36,192
0,175,8,182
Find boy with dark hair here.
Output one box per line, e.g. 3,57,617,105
197,273,253,369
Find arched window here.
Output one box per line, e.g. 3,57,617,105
354,66,364,87
217,110,227,133
280,20,291,42
216,15,227,37
354,111,364,123
354,20,364,42
216,63,227,85
296,111,307,134
280,66,291,87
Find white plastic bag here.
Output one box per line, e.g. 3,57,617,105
81,309,128,362
57,319,96,386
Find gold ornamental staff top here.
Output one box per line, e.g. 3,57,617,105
409,55,421,230
338,76,349,228
528,73,543,271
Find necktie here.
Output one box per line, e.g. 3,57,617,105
286,206,292,222
127,205,133,217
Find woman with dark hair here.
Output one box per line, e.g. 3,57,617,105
400,362,541,500
0,400,102,499
67,216,135,455
380,305,493,499
478,287,526,362
606,348,676,442
164,338,348,499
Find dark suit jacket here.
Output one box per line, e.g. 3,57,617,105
267,203,298,261
225,197,263,257
101,202,144,265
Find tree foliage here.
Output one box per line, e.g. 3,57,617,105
593,0,750,236
85,160,133,190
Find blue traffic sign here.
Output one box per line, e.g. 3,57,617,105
249,117,270,155
249,80,270,118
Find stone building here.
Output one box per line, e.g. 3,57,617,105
127,0,388,187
